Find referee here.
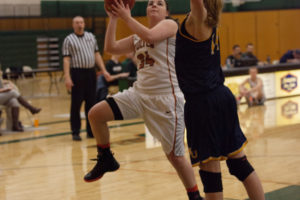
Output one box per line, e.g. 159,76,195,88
63,16,109,141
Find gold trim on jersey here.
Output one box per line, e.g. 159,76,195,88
178,22,207,43
211,28,220,55
178,18,220,56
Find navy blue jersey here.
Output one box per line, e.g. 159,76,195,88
175,17,224,96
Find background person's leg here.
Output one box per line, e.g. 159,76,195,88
11,106,23,132
84,71,96,138
17,96,41,114
70,69,86,140
70,86,84,140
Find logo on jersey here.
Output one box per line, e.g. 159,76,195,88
281,100,298,119
189,148,198,159
136,40,154,51
135,40,155,70
281,73,297,92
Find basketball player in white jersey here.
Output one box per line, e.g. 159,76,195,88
84,0,203,199
238,67,265,106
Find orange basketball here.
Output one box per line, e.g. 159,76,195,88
105,0,135,11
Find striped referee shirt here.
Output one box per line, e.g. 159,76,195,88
62,31,99,69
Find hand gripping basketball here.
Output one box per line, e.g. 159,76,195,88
105,0,135,12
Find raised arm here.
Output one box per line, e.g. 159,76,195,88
104,15,135,55
186,0,223,40
189,0,207,23
111,1,178,44
185,0,211,41
122,18,177,44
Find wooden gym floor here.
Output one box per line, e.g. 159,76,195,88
0,75,299,200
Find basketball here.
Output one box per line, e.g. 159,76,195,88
104,0,135,11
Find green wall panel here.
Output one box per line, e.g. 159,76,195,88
224,0,300,12
41,0,185,17
0,28,105,71
41,1,60,17
0,34,37,70
0,30,68,70
41,0,300,17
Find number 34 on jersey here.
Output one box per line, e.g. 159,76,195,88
137,51,155,70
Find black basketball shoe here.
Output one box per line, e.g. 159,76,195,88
84,151,120,182
188,192,203,200
72,134,82,141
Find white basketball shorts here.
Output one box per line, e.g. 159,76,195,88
106,87,185,156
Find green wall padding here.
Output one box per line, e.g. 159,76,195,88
41,0,300,17
224,0,300,12
0,30,70,70
0,28,105,71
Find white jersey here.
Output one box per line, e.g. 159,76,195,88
133,34,181,95
248,77,265,97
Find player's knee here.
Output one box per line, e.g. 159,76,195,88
88,105,103,123
166,152,176,162
88,103,110,123
166,152,182,165
226,156,254,182
88,108,96,123
199,170,223,193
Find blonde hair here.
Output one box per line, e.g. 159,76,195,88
203,0,224,27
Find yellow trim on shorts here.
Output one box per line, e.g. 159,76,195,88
192,140,248,167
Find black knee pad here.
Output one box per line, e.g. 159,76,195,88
199,170,223,193
226,156,254,182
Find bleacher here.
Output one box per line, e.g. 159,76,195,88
0,29,82,71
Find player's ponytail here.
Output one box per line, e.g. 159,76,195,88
203,0,223,27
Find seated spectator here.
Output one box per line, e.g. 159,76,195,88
280,49,300,63
96,75,108,103
0,74,41,131
106,55,130,91
242,43,259,65
226,45,242,68
96,55,129,102
122,52,137,78
237,67,265,107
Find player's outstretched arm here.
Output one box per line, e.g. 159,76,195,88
189,0,207,24
186,0,223,40
111,0,177,44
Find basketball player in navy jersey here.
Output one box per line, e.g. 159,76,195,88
175,0,265,200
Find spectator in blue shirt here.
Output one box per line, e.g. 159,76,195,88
280,49,300,63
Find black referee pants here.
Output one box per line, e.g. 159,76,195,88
70,68,96,137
